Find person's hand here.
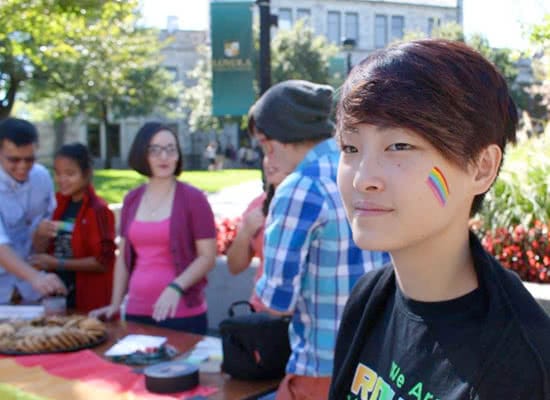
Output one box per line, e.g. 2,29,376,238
240,208,265,238
29,272,67,297
28,253,58,271
89,304,120,321
35,220,58,239
152,285,182,322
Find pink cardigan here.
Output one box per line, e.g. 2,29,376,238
119,181,216,307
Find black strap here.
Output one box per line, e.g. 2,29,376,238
228,300,256,317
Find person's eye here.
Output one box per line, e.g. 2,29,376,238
341,144,358,153
387,143,413,151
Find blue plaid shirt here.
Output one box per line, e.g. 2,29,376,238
256,138,390,376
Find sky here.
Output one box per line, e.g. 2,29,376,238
139,0,550,50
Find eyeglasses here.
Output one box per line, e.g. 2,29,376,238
2,155,36,165
148,144,178,158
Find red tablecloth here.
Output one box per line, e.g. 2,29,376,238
0,349,217,400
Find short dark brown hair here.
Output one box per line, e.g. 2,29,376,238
0,117,38,147
127,122,183,177
336,39,518,214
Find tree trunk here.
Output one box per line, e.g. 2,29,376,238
101,102,111,169
0,78,19,120
53,117,67,156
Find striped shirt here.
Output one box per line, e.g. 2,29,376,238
256,138,390,376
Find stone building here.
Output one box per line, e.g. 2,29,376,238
37,1,461,169
269,0,460,65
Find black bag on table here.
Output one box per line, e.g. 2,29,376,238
219,301,291,380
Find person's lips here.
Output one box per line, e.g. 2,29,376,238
352,200,394,216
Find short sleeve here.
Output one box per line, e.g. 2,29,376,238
188,188,216,240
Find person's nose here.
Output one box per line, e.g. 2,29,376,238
353,153,385,193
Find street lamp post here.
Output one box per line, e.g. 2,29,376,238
257,0,272,95
342,38,357,74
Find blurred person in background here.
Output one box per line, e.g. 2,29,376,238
0,117,66,303
30,143,115,313
226,127,292,311
91,122,216,334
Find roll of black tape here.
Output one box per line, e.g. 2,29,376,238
144,360,199,393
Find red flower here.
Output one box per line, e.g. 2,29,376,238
215,217,242,255
477,222,550,284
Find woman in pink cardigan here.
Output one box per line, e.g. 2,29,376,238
91,123,217,334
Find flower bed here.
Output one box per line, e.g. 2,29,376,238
215,217,241,255
476,221,550,283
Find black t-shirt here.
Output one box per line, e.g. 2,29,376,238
330,233,550,400
53,200,81,308
350,286,488,400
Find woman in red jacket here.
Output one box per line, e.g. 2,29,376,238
30,143,116,312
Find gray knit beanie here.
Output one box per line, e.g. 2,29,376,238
249,80,335,143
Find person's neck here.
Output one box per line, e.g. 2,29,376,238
391,221,477,302
289,142,316,166
147,177,176,193
71,192,85,202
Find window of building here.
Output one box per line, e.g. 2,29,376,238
375,14,387,48
87,124,100,158
297,8,311,24
428,17,442,36
327,11,341,44
345,12,359,44
107,124,121,159
278,8,292,30
391,16,404,41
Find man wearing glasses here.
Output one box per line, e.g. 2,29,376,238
0,117,66,304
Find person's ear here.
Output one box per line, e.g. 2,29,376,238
470,144,502,195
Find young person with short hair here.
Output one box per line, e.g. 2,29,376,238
250,80,389,399
330,39,550,399
0,117,66,302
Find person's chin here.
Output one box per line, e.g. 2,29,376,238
153,171,173,179
351,227,394,252
13,173,29,182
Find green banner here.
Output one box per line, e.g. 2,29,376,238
210,1,255,116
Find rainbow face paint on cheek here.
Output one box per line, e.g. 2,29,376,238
426,166,450,206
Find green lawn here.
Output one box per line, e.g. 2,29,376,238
93,169,261,204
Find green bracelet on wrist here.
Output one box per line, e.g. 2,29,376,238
168,282,184,296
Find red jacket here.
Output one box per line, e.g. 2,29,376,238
49,185,116,313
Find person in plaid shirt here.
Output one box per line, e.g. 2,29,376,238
249,80,390,400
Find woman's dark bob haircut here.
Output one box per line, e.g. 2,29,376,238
336,39,518,214
127,122,183,177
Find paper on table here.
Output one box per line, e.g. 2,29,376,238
184,336,223,372
0,305,44,320
104,334,167,357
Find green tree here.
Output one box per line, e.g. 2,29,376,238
182,45,232,133
0,0,104,118
431,22,466,42
530,14,550,48
18,1,182,165
183,21,339,132
528,14,550,121
271,20,338,84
